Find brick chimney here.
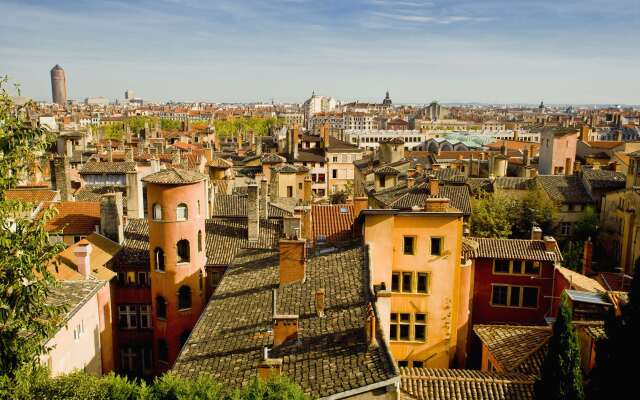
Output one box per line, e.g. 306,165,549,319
279,239,306,285
543,236,557,252
303,176,313,204
415,163,424,174
531,226,543,240
364,303,377,348
429,178,439,196
248,183,260,242
50,155,71,202
424,198,449,212
353,196,369,218
257,348,283,379
273,314,299,346
283,215,302,240
259,176,269,220
100,193,123,244
582,238,593,276
565,157,573,176
321,124,330,150
256,136,262,157
315,288,326,317
407,177,415,189
73,243,92,279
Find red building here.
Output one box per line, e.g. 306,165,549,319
469,234,563,326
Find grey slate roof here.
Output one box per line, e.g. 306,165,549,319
469,238,563,262
74,186,127,202
79,161,136,174
493,177,535,191
375,180,472,215
400,367,534,400
173,246,399,398
581,168,626,190
142,168,207,185
47,280,106,326
115,218,150,267
536,175,592,204
212,194,292,218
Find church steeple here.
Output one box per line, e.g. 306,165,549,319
382,90,392,107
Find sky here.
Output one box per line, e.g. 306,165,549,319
1,0,639,104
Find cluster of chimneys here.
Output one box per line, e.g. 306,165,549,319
247,177,271,242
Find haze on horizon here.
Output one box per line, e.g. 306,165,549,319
1,0,638,105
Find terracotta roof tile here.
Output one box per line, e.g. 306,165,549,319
4,188,58,203
80,161,137,174
311,204,355,244
41,201,101,235
142,168,207,185
469,238,563,262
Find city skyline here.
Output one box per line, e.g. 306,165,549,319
1,0,639,104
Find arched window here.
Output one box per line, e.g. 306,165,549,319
197,230,202,252
176,203,188,221
177,240,190,263
153,203,162,220
180,330,192,347
156,296,167,319
154,247,165,271
158,339,168,363
178,285,192,310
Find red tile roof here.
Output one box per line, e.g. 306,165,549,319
311,204,355,244
5,188,58,203
40,201,101,235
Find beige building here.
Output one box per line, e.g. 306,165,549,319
326,135,364,196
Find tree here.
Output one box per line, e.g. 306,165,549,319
561,241,584,272
535,294,584,400
510,187,556,239
0,77,65,377
574,206,598,241
587,258,640,399
470,193,513,238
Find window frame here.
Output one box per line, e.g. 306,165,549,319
403,236,416,255
152,203,163,220
176,203,188,221
430,237,443,256
490,284,539,309
177,285,192,310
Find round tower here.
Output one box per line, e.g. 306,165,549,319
50,64,67,106
142,168,208,373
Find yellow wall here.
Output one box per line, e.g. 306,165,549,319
364,212,465,368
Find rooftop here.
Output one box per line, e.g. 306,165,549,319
4,188,58,203
142,168,207,185
311,204,355,244
79,161,137,174
173,245,398,398
469,238,563,262
40,201,101,236
536,175,592,204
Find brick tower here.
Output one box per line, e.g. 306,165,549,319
142,168,208,373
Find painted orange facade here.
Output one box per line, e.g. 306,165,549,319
362,207,469,368
147,178,208,373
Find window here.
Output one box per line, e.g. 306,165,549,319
137,271,149,287
413,361,424,368
397,361,409,368
153,203,162,220
198,230,202,252
154,247,165,271
430,237,442,256
391,272,400,292
176,203,188,221
402,272,413,292
180,330,191,347
403,236,415,255
177,239,190,263
120,347,137,372
414,313,427,341
140,305,152,328
417,273,429,293
178,285,192,310
118,305,138,329
379,175,386,187
491,285,539,308
524,260,540,275
399,313,410,340
158,339,168,363
560,222,572,236
287,186,293,197
493,259,510,274
332,169,337,179
156,296,167,319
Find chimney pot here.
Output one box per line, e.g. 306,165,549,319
273,314,299,346
531,226,543,240
407,177,415,189
279,239,306,285
73,243,93,279
315,288,326,317
257,354,283,379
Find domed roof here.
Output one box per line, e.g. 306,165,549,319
142,168,207,185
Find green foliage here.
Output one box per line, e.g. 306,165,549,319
561,241,584,272
509,187,556,239
573,206,598,241
0,368,308,400
329,181,353,204
535,294,584,400
470,192,513,238
213,117,281,137
0,78,66,377
587,259,640,399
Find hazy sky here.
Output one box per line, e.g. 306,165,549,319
1,0,638,104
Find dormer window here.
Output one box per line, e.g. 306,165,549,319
176,203,188,221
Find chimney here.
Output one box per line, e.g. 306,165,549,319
531,226,543,240
364,303,377,348
523,148,530,167
100,193,124,244
424,198,449,212
315,288,326,317
303,176,313,204
428,178,439,196
248,183,260,242
279,239,306,285
565,157,573,176
73,243,93,279
256,136,262,157
283,215,302,240
259,176,269,219
353,196,369,218
407,177,415,189
126,147,134,162
65,139,73,158
50,155,72,201
321,124,330,150
273,314,299,346
150,156,160,173
172,150,181,166
582,238,593,276
407,168,416,178
543,236,557,252
257,349,283,379
415,163,424,174
108,144,113,162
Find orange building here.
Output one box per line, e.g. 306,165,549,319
143,168,208,373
